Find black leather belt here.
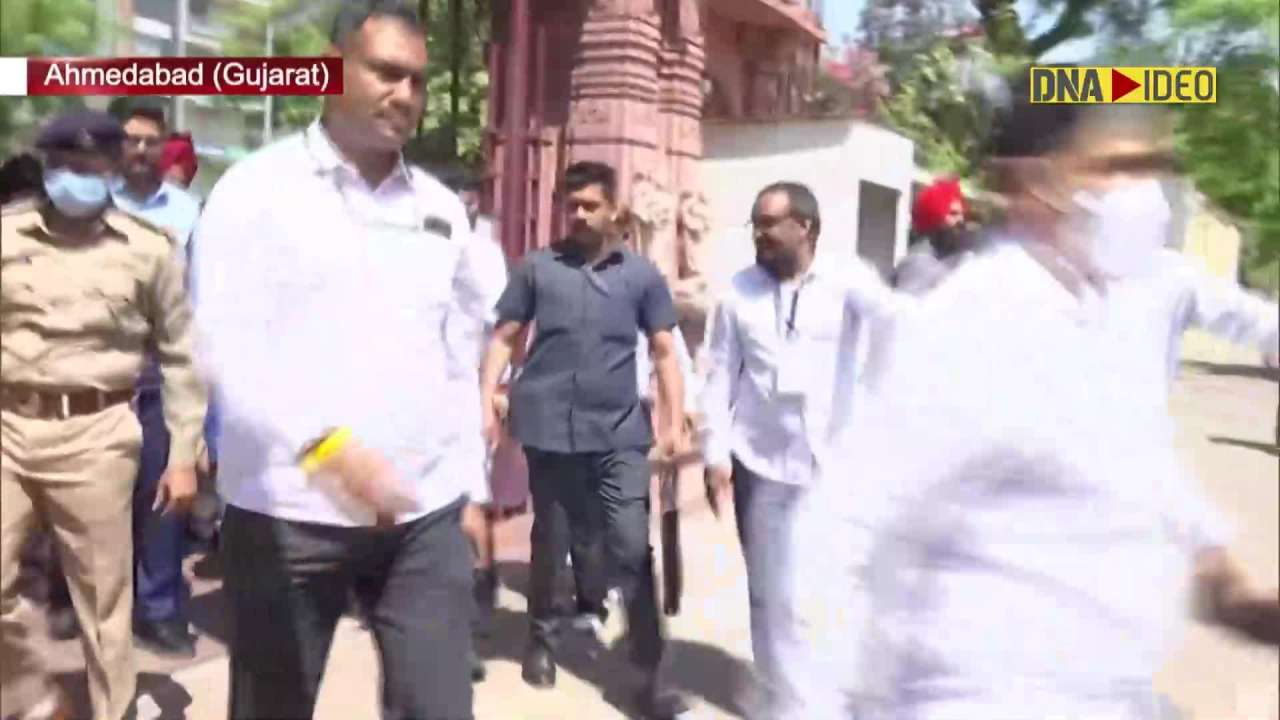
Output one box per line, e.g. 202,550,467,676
0,384,135,420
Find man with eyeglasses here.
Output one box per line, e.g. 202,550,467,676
112,102,201,249
1,110,206,720
699,181,905,719
106,100,206,658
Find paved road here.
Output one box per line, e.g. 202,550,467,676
30,364,1280,719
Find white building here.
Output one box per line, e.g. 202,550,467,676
700,117,916,286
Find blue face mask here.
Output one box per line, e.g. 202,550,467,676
43,168,112,218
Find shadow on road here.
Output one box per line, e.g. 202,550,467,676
187,583,230,647
482,561,752,719
1210,436,1280,458
51,671,192,720
1185,361,1279,382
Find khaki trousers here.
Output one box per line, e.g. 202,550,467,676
1,403,141,720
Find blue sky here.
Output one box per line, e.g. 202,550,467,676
821,0,1098,61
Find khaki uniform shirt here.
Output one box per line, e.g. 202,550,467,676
0,198,207,465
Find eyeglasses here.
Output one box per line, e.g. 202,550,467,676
123,135,163,149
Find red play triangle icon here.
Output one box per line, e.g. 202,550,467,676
1112,69,1140,101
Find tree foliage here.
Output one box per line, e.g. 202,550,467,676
859,0,1010,175
0,0,99,154
407,0,490,170
1169,0,1280,265
211,0,490,170
212,0,331,137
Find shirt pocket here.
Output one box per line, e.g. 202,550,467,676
793,288,844,342
532,271,583,333
83,263,147,338
599,287,641,341
0,254,60,316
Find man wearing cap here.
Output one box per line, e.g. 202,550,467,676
893,178,979,295
0,111,206,720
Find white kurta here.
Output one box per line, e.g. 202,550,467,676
794,240,1237,719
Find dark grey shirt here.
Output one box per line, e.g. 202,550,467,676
496,243,678,453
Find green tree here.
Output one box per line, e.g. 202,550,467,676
1171,0,1280,282
406,0,490,171
210,0,490,171
212,0,331,140
1094,0,1279,279
860,0,1013,175
975,0,1166,58
0,0,100,155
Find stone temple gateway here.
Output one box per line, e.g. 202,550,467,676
485,0,824,346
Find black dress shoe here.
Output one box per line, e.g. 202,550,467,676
469,650,486,683
472,568,497,638
134,618,196,659
47,606,80,641
636,686,691,720
520,644,556,688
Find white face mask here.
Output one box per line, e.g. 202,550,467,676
1069,178,1172,279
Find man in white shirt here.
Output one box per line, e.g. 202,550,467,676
444,170,508,682
699,182,903,718
192,4,488,718
801,83,1279,720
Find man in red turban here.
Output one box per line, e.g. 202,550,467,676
893,178,977,294
159,133,198,189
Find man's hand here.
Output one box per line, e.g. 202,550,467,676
1195,550,1280,646
461,502,489,539
322,440,419,518
653,430,678,466
482,393,508,453
154,466,198,516
704,464,733,518
196,443,211,477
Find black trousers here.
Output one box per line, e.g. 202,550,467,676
221,499,474,720
524,447,664,669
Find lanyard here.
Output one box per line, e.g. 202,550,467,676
776,274,812,340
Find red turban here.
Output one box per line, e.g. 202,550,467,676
912,178,965,235
159,133,198,184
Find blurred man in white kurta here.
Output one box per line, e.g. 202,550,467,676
794,86,1280,720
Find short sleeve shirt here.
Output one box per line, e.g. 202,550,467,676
496,243,678,453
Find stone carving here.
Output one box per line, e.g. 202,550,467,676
571,99,611,126
627,173,678,273
673,190,713,357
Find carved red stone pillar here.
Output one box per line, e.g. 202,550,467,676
659,0,704,203
565,0,664,205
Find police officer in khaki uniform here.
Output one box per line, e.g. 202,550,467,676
0,112,207,720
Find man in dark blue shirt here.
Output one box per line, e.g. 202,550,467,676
480,161,688,718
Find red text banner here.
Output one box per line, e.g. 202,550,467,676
26,57,343,96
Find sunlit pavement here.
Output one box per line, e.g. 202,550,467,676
31,362,1279,719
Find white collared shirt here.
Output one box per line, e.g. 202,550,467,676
798,241,1233,718
700,257,905,486
1100,249,1278,408
635,324,697,409
192,121,490,526
111,180,202,248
